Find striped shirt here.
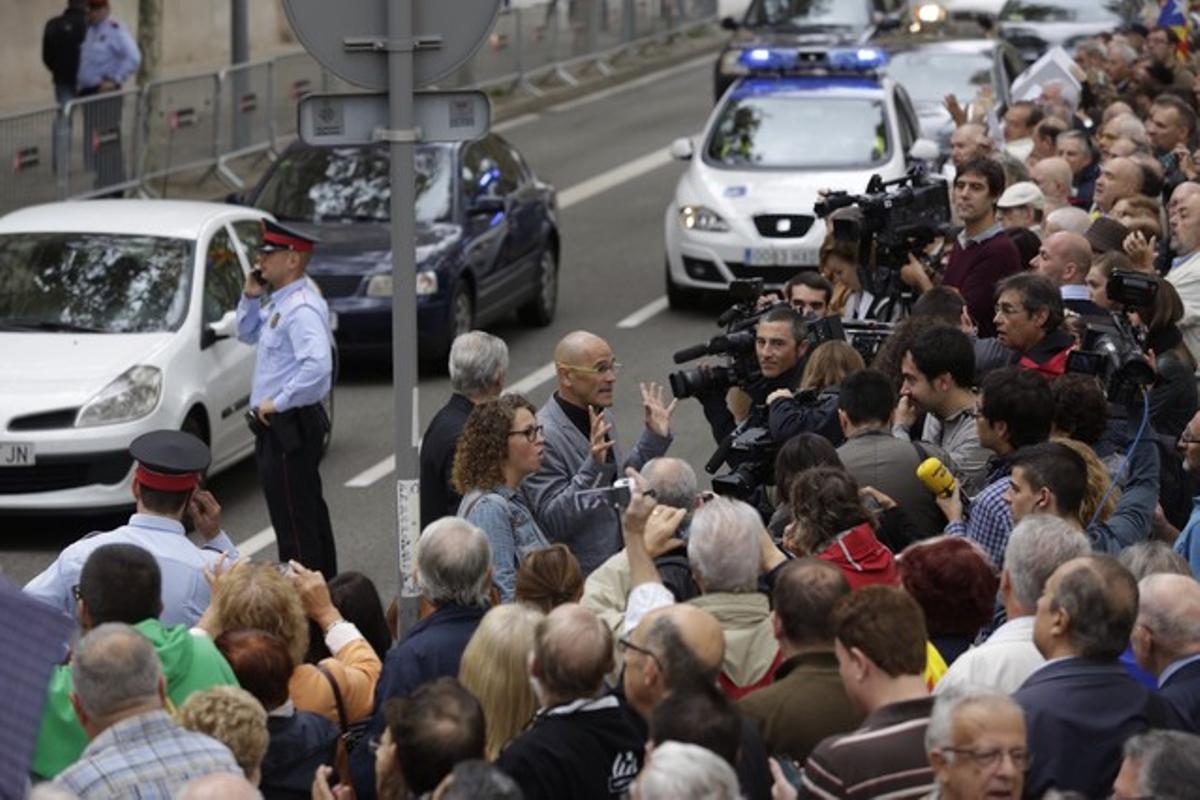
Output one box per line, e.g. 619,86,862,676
56,710,239,799
799,696,936,800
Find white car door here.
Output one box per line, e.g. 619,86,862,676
198,223,257,466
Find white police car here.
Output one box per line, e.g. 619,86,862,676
665,46,936,306
0,200,334,512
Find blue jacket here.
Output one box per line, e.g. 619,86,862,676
350,603,487,799
1174,497,1200,577
1014,657,1181,799
459,486,549,602
261,710,339,799
1161,655,1200,733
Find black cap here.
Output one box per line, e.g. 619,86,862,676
129,430,210,491
261,218,318,253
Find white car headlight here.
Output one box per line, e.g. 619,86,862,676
720,50,750,76
75,366,162,427
679,205,730,232
367,271,438,297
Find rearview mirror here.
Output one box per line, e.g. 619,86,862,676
721,16,739,30
201,309,237,349
670,137,695,161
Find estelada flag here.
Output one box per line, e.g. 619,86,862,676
1158,0,1191,59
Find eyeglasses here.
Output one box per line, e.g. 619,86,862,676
617,636,663,672
943,747,1031,771
1178,433,1200,448
558,360,622,376
994,302,1028,317
508,424,544,443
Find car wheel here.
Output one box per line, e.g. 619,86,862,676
665,257,697,310
181,409,208,445
518,246,558,326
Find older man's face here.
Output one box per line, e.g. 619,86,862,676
1094,158,1138,212
1179,410,1200,471
951,127,987,168
932,704,1027,800
1147,105,1187,154
1147,29,1173,64
1057,138,1091,176
1173,191,1200,254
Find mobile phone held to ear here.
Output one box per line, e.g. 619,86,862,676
251,268,268,286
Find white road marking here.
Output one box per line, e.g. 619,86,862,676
507,361,559,395
237,526,277,557
558,146,674,209
346,454,398,488
617,296,669,328
547,54,714,113
494,112,541,132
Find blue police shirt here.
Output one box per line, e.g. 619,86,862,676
236,279,332,411
77,17,140,90
24,514,238,628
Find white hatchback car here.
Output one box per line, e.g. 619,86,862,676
664,47,933,306
0,200,331,512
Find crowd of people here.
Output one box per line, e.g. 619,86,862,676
15,11,1200,800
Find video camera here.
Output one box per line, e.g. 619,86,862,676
1067,271,1158,405
814,168,953,306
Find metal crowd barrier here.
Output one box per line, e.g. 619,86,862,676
0,0,715,215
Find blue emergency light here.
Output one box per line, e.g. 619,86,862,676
737,46,888,74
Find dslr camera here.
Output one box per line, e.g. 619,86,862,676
1067,270,1158,405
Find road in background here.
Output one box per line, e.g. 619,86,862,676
1,57,730,606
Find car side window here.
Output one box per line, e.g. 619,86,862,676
894,87,917,151
230,219,263,263
203,228,244,325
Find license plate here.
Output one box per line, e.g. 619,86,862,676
0,442,35,467
743,248,819,267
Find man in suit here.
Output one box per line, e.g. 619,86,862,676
419,331,508,528
1131,572,1200,731
1014,555,1181,798
523,330,675,574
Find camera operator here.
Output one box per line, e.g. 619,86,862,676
1134,276,1199,438
782,271,834,318
766,340,864,447
993,273,1075,378
696,306,806,445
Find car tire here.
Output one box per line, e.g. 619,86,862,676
181,409,208,445
518,246,558,327
665,257,698,310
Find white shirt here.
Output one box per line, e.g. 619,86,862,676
1167,249,1200,366
935,616,1044,695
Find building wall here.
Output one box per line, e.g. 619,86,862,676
3,0,298,112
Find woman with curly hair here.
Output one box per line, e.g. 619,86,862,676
453,394,549,601
897,536,999,665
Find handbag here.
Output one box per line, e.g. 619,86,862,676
315,662,368,787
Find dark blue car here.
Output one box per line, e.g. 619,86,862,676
242,134,560,362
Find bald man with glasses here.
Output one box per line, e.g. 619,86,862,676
523,330,677,574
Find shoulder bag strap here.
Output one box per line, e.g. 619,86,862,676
315,662,349,734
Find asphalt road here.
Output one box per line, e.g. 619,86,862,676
0,55,734,605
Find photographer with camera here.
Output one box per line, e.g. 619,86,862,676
1133,276,1198,439
994,273,1076,378
766,340,863,447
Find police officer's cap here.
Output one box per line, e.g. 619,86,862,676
129,430,210,492
260,218,319,254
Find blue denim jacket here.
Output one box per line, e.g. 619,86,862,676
459,485,549,601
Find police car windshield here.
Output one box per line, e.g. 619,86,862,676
747,0,871,29
884,50,993,107
0,233,193,334
705,93,890,169
254,145,453,225
998,0,1122,23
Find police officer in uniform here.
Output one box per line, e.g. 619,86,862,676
237,219,337,578
76,0,139,191
25,430,236,628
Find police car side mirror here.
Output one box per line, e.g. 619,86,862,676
202,310,237,350
909,139,940,163
721,16,739,30
670,137,695,161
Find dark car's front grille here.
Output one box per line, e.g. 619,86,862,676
753,214,815,238
312,275,363,298
8,408,79,431
0,450,133,494
728,262,815,284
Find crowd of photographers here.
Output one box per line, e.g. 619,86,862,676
19,17,1200,800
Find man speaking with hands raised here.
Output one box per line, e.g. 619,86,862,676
524,330,677,575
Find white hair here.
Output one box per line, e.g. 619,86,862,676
1044,206,1094,237
926,686,1023,753
687,497,762,593
176,772,263,800
449,331,509,398
418,517,493,607
1004,515,1090,609
635,741,740,800
1122,730,1200,798
1137,573,1200,647
71,623,163,719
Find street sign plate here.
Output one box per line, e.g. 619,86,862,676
282,0,502,91
299,91,491,146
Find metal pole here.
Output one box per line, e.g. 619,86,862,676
387,0,422,630
231,0,250,150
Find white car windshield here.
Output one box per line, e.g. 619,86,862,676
748,0,871,29
999,0,1123,23
884,50,993,107
0,233,194,334
254,145,453,225
705,92,890,169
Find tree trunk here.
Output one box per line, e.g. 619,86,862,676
136,0,163,85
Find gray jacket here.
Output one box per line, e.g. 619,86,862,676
522,397,672,574
838,428,947,541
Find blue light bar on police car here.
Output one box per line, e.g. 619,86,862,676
737,46,887,73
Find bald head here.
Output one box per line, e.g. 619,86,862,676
1095,157,1142,212
639,603,725,680
1034,231,1093,286
1138,574,1200,651
554,330,607,365
773,558,850,647
1039,555,1138,661
642,457,699,513
951,123,991,168
553,330,616,408
1032,157,1073,207
177,773,262,800
533,603,613,702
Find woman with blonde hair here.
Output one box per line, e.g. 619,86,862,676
178,686,269,785
453,394,549,601
200,560,382,725
767,340,865,446
458,603,544,760
1053,437,1119,526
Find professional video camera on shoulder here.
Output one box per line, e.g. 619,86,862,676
1066,270,1157,405
814,167,953,310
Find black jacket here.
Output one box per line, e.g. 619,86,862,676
261,712,340,800
419,393,474,528
766,387,843,446
698,362,804,445
497,695,646,800
42,5,87,88
1161,657,1200,733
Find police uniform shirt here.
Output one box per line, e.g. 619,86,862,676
77,16,140,90
236,280,333,411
